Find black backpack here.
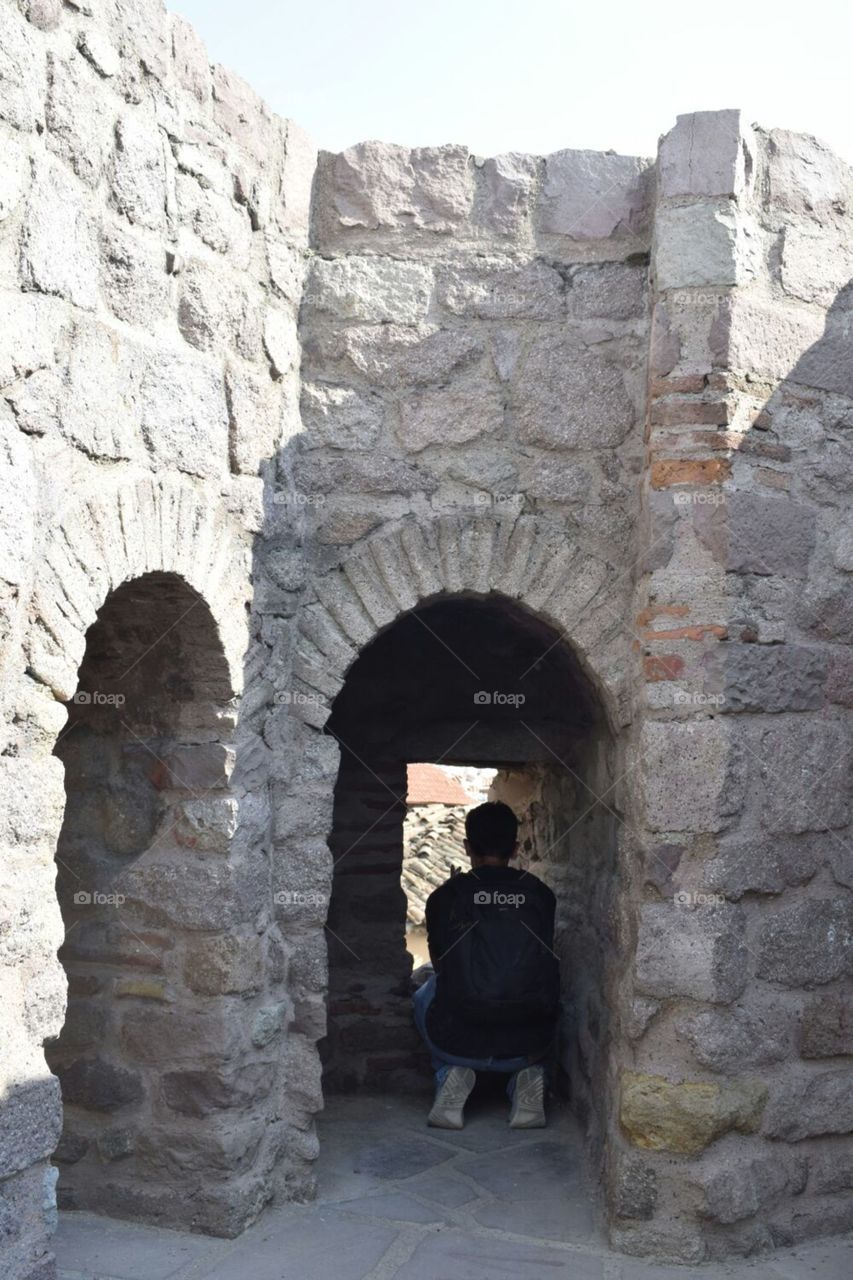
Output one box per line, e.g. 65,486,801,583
441,874,560,1024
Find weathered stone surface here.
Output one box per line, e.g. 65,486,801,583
100,220,170,327
20,156,99,310
800,992,853,1058
436,260,563,320
620,1071,766,1153
78,27,121,79
162,1064,274,1116
755,720,851,834
659,110,755,199
0,2,45,131
295,452,434,497
58,1057,143,1111
338,323,483,388
540,149,650,239
512,334,635,449
139,349,229,478
635,902,747,1002
654,203,758,290
397,376,503,453
692,1150,806,1224
300,382,382,451
321,141,473,234
695,490,816,578
111,112,168,230
0,1078,62,1177
171,12,212,104
305,257,432,323
569,262,647,321
475,152,537,236
612,1154,658,1220
767,128,853,217
703,833,820,899
183,932,264,995
757,898,853,987
676,1003,790,1073
639,719,741,834
45,51,115,187
716,643,826,713
763,1069,853,1140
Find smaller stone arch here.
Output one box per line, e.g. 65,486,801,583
26,475,252,706
291,513,635,732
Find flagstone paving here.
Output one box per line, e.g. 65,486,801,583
55,1093,853,1280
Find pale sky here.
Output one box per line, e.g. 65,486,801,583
173,0,853,163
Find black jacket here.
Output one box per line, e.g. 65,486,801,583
424,865,557,1060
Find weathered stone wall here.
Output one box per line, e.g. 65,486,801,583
2,0,852,1270
0,0,313,1273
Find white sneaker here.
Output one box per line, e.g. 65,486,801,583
508,1065,546,1128
427,1067,476,1129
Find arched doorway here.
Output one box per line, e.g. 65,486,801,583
46,571,246,1230
320,593,621,1163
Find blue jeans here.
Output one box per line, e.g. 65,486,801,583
413,974,542,1089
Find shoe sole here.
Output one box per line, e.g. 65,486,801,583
428,1068,476,1129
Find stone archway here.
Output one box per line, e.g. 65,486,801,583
11,478,285,1239
276,511,640,1225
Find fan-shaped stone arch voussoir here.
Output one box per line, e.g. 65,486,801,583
293,514,631,730
26,477,251,703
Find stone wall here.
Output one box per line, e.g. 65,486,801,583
1,0,852,1271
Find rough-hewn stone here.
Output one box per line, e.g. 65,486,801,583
620,1072,767,1154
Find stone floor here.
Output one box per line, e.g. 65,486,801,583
55,1092,853,1280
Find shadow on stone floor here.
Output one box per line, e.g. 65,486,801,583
55,1092,853,1280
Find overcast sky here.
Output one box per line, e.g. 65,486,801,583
173,0,853,163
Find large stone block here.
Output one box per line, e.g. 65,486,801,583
620,1071,766,1154
139,348,229,478
0,2,45,131
226,362,283,473
767,128,853,217
755,720,851,834
0,1077,62,1177
111,112,168,230
654,203,758,290
693,490,816,577
677,1003,790,1073
305,257,432,324
703,832,821,900
177,259,261,357
20,156,100,310
300,382,382,451
474,152,537,237
639,719,741,833
337,323,483,389
183,932,265,996
539,149,650,240
716,643,826,712
162,1063,274,1116
568,262,648,321
320,141,473,234
763,1068,853,1140
511,333,636,449
634,902,747,1002
100,220,170,328
45,51,115,188
757,897,853,987
59,318,141,460
800,991,853,1057
659,110,755,199
692,1150,806,1224
57,1057,143,1111
397,375,503,453
436,259,563,320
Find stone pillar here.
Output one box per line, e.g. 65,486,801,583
617,111,853,1260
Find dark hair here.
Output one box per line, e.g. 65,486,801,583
465,801,518,859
